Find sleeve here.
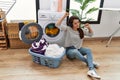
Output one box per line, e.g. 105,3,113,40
82,27,93,37
55,23,67,31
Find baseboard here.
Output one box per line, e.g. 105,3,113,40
84,37,120,41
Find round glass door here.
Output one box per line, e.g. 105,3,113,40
20,23,43,44
25,26,39,39
45,23,60,37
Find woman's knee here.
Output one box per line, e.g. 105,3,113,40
86,48,92,52
66,49,79,59
67,49,79,54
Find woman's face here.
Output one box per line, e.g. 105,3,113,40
72,19,80,29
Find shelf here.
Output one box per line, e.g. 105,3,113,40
0,40,6,43
0,19,8,49
0,0,16,49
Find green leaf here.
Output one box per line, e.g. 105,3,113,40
81,1,89,10
81,0,96,10
86,7,98,14
70,0,98,22
70,9,79,14
86,18,94,21
87,0,96,3
74,0,83,5
78,14,82,20
70,9,80,16
84,0,96,4
80,4,88,10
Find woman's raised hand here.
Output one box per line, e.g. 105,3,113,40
63,12,69,18
84,23,91,29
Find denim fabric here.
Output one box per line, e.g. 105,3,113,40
66,46,76,60
66,46,94,70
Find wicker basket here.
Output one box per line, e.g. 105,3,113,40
7,23,19,38
9,38,31,49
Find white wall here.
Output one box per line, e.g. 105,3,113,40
40,0,120,37
92,0,120,37
6,0,36,22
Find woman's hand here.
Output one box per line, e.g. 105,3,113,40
84,23,93,34
63,12,69,18
56,12,69,26
84,23,91,29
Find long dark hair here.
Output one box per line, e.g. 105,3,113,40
68,16,84,39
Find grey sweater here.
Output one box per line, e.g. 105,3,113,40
56,24,93,49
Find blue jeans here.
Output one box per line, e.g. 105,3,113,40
66,47,94,70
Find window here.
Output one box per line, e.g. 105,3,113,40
66,0,104,24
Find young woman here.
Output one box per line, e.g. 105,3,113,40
55,12,101,79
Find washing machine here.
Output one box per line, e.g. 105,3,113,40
38,10,66,46
19,10,66,47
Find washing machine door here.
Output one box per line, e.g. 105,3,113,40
19,23,43,44
43,21,64,43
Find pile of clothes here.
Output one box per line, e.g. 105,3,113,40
31,37,65,58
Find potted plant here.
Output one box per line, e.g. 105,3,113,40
70,0,98,22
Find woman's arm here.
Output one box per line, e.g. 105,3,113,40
84,23,93,34
83,23,94,37
56,12,69,26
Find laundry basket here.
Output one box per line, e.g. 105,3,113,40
28,48,65,68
